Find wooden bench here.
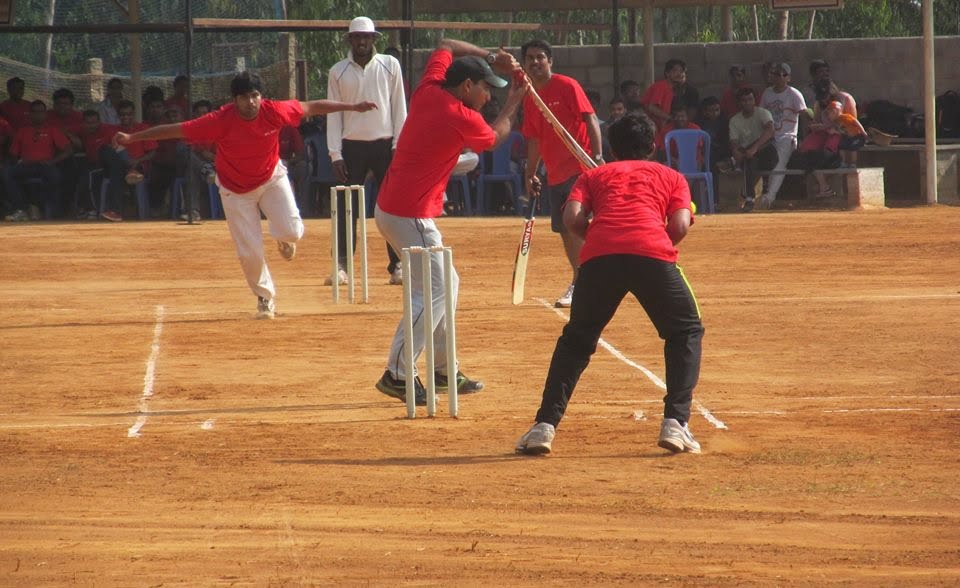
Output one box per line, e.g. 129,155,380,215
716,167,885,211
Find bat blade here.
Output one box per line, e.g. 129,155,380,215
511,207,536,305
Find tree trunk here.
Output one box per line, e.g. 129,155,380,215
42,0,56,70
777,10,790,40
807,9,817,39
752,5,760,41
659,7,668,42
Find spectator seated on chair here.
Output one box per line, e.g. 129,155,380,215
46,88,86,218
77,109,119,219
695,96,730,175
792,99,866,199
97,99,156,222
3,100,72,221
727,87,776,212
655,98,701,165
148,106,188,218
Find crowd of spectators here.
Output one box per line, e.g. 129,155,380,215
0,53,870,222
0,75,309,223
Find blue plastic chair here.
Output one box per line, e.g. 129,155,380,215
476,131,524,215
99,178,150,219
664,129,716,214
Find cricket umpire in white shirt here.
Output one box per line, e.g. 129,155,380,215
327,16,408,285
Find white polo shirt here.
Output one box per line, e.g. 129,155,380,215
326,51,407,161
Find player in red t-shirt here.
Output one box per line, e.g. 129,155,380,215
115,71,376,319
520,39,602,309
3,100,72,221
373,38,525,404
516,112,704,457
73,110,119,219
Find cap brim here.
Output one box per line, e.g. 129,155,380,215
485,73,508,89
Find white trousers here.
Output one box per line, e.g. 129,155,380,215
219,161,304,301
763,134,798,202
375,204,460,380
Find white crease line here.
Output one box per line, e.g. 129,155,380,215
533,298,727,430
723,293,960,303
823,407,960,414
0,421,131,430
128,305,165,438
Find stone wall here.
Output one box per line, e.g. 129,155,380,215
413,36,960,115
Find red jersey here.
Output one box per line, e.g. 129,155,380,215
81,123,120,165
0,99,31,130
10,125,69,162
120,122,157,159
279,126,304,159
641,80,674,121
181,99,304,194
569,160,692,265
46,110,84,137
521,74,594,186
377,49,495,218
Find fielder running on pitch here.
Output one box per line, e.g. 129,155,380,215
516,112,705,455
374,38,525,405
114,71,376,319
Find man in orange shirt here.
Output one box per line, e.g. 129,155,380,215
3,100,72,221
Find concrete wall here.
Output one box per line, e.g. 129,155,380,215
413,36,960,115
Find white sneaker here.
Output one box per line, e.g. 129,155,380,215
277,240,296,261
515,422,556,455
323,268,348,286
255,296,275,320
388,265,403,285
657,418,701,454
555,284,575,308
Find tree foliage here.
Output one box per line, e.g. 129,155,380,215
0,0,956,99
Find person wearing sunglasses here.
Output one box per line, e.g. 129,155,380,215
757,62,809,210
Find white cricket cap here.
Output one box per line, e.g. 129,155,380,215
348,16,381,36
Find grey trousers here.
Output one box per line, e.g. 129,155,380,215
374,204,460,380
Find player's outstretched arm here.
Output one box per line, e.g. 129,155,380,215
114,123,184,147
301,100,377,118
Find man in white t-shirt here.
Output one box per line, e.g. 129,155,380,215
728,87,776,212
759,62,808,209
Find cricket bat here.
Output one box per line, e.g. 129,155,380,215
511,199,537,305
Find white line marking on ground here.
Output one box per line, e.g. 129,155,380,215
717,293,960,303
200,419,215,430
823,407,960,414
533,298,727,430
127,305,165,438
